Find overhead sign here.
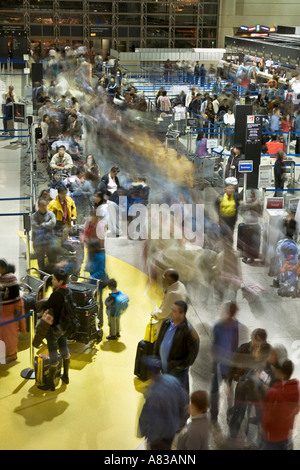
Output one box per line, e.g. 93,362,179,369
239,160,253,173
238,25,270,33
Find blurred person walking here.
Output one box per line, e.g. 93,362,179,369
274,150,287,197
138,357,189,450
215,183,240,241
31,198,57,274
210,302,239,423
262,359,300,450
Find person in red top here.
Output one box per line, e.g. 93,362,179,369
262,359,300,450
281,113,294,150
266,134,285,156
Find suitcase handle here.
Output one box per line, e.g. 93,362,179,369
20,281,33,292
69,274,103,286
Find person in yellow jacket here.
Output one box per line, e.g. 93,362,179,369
215,183,240,244
47,183,77,245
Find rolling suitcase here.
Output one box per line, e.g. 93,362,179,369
67,282,94,307
237,223,261,260
134,340,154,382
134,317,158,381
34,353,62,387
37,138,48,162
73,302,103,344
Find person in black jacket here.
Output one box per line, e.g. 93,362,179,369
98,166,122,236
153,300,200,393
274,150,287,197
37,268,71,391
225,143,244,182
188,93,202,116
98,166,120,199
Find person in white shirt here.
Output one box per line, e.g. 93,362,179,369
151,268,188,334
99,166,122,237
212,94,219,115
223,109,235,150
41,114,50,141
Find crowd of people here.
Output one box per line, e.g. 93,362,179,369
154,58,300,158
1,46,300,451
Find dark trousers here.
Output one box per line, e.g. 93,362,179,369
167,367,189,394
263,439,292,450
295,137,300,156
33,243,57,273
46,328,69,365
210,366,227,421
148,437,174,450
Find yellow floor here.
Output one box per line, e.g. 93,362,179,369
0,255,163,450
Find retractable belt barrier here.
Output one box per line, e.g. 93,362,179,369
0,126,29,138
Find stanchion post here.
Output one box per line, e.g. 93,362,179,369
243,173,247,201
221,127,225,148
20,309,35,379
23,213,31,269
262,187,266,208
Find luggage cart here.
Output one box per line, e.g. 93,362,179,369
20,267,52,329
194,156,216,189
165,129,181,153
68,274,105,344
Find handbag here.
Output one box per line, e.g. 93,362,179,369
144,318,159,343
32,310,54,348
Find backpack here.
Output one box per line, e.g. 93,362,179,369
105,291,129,318
35,126,43,143
56,288,80,338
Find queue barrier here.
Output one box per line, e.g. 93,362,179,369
264,188,300,192
0,126,29,138
0,309,35,378
0,197,30,201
